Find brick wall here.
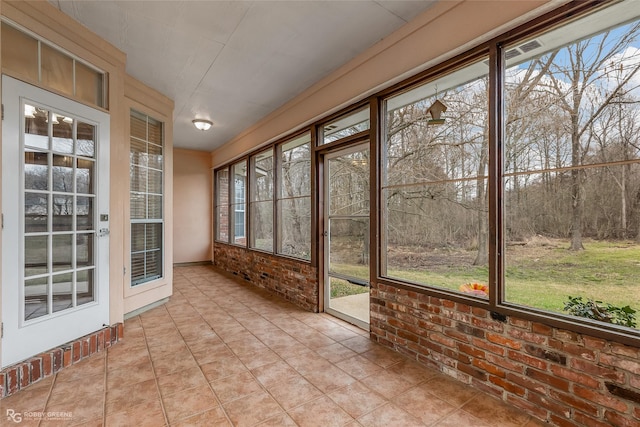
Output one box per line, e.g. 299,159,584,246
0,323,123,399
370,282,640,426
213,243,318,312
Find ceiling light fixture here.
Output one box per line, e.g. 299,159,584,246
192,119,213,131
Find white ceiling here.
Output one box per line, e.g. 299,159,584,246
48,0,436,151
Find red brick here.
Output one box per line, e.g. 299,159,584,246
506,372,546,394
105,328,112,348
429,332,456,348
472,337,505,356
549,389,598,416
610,343,639,358
600,354,640,375
472,317,504,332
41,353,52,376
555,330,581,342
487,333,521,350
548,414,581,427
89,334,98,354
508,317,530,329
443,328,471,343
456,302,471,313
0,372,5,398
489,375,525,396
528,391,571,418
605,410,638,427
29,359,42,383
507,350,547,370
457,342,485,359
571,359,625,382
471,306,488,317
583,336,608,351
53,349,63,372
507,327,547,345
506,394,548,421
526,367,570,392
573,411,614,427
550,364,600,389
457,361,487,381
63,348,72,367
532,322,553,336
473,358,506,378
486,353,524,374
574,384,628,412
562,342,596,361
73,341,81,363
19,364,29,388
6,367,19,395
470,378,503,398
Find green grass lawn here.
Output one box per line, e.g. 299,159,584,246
331,239,640,323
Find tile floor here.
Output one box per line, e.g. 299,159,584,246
1,266,546,426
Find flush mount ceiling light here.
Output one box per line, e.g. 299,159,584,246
192,119,213,131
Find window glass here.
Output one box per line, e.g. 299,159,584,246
250,149,274,251
278,133,311,259
130,110,164,286
231,161,247,245
321,107,369,145
383,59,490,298
215,169,230,243
503,4,640,328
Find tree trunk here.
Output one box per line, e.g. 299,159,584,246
569,78,585,251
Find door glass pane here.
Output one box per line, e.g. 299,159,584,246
131,193,147,219
77,122,96,158
25,235,48,277
52,116,73,153
76,159,94,194
52,195,73,231
148,169,162,194
25,193,48,233
76,233,94,267
131,223,145,252
130,165,147,192
52,154,74,192
329,218,369,280
52,234,73,272
77,196,94,231
25,277,48,321
25,150,49,190
148,195,162,219
52,272,73,313
24,106,49,150
77,269,94,306
148,143,163,170
328,151,369,215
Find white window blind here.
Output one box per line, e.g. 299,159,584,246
130,110,163,286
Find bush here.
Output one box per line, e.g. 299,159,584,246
564,296,636,328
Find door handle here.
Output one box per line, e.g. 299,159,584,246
98,228,110,237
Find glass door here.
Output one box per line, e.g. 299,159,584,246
2,76,110,367
324,144,370,329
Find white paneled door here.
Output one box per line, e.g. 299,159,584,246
1,76,110,368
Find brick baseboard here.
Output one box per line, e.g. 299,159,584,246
0,323,123,399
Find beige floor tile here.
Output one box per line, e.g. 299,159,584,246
104,398,166,427
361,347,404,368
156,365,208,397
47,374,104,407
303,365,357,393
316,342,359,363
107,359,155,389
336,354,383,380
360,369,415,399
222,390,283,427
256,413,299,427
209,370,264,403
393,385,457,424
200,355,247,382
0,376,53,414
162,384,219,423
434,410,492,427
251,360,299,388
171,406,231,427
105,378,159,415
327,381,387,419
288,395,354,427
461,393,531,427
423,374,480,407
235,347,282,370
357,402,423,427
266,375,323,410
